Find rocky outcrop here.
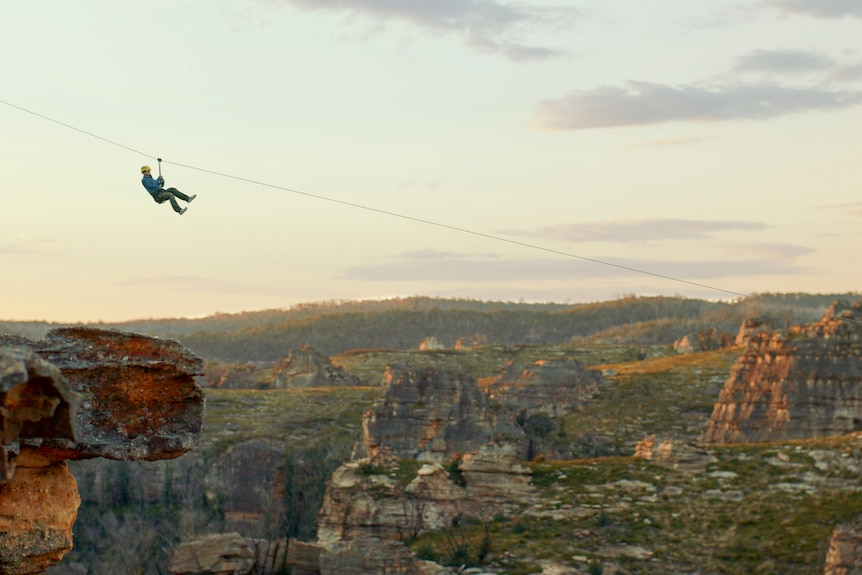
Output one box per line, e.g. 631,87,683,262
360,364,526,463
673,335,695,354
170,532,288,575
735,316,773,347
0,328,204,574
417,337,444,351
0,458,80,575
482,358,604,418
317,361,539,575
704,301,862,444
32,327,204,461
271,346,360,388
824,522,862,575
634,434,716,472
318,449,528,575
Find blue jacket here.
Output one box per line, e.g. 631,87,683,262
142,174,165,195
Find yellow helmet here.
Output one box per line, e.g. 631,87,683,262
141,165,151,173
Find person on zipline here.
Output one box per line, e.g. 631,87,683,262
140,165,196,215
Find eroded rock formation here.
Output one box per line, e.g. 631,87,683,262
482,358,604,418
271,346,360,388
704,301,862,444
0,327,204,574
360,363,526,462
824,521,862,575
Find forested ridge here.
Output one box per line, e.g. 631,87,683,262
2,293,856,362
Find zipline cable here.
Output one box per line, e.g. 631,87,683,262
0,97,823,306
163,158,749,298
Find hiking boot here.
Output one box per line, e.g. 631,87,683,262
179,207,187,215
188,194,197,203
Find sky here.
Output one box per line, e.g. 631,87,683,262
2,0,862,322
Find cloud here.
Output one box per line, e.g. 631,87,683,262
339,250,810,284
766,0,862,18
259,0,578,60
504,219,767,244
733,49,835,74
720,242,816,259
533,81,862,130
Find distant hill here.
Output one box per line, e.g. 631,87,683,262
1,293,857,362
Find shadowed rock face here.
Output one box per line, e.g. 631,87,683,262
361,363,526,463
0,346,80,479
0,327,205,575
704,301,862,444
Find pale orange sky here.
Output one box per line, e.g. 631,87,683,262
2,0,862,322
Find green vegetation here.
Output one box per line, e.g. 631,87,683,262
4,292,853,360
15,292,862,574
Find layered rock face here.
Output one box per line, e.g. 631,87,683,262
482,358,604,418
360,363,526,462
0,328,204,574
704,301,862,444
316,362,543,575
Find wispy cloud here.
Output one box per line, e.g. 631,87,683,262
257,0,579,60
339,250,810,283
533,81,862,130
765,0,862,18
504,219,767,243
733,49,835,74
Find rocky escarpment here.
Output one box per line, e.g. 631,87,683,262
703,301,862,444
0,328,204,574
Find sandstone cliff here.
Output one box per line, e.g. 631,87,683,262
0,328,204,574
704,300,862,444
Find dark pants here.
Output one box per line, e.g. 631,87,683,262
152,188,191,213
